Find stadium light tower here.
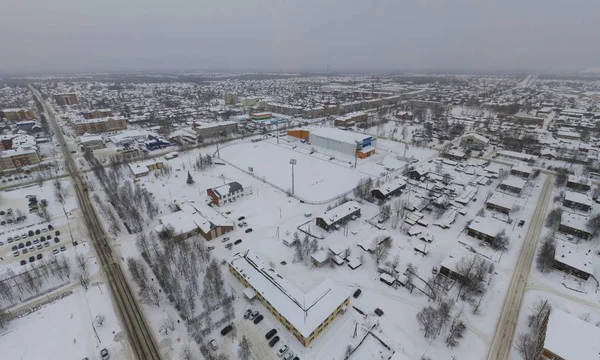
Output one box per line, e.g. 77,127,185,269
289,159,297,195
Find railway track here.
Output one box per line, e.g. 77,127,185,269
30,87,162,360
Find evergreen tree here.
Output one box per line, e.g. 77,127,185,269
187,171,195,185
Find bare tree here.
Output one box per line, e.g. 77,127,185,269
95,314,106,327
237,335,252,360
491,229,510,251
536,234,556,273
371,236,391,264
587,213,600,239
445,312,466,348
545,208,562,229
180,344,195,360
416,306,440,338
75,253,88,273
162,317,175,334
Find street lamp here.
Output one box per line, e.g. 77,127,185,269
354,140,361,168
289,159,297,195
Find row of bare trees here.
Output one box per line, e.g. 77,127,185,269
416,298,466,348
85,152,159,233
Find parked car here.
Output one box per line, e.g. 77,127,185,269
60,246,67,252
234,239,242,245
518,220,525,227
11,245,18,251
46,235,52,240
266,329,277,340
244,309,252,319
52,248,59,255
432,267,438,274
25,241,31,246
250,310,259,320
29,256,35,263
35,229,40,235
209,339,219,351
22,248,28,254
44,242,50,248
20,260,26,266
353,289,362,298
220,325,233,336
54,237,60,243
55,230,60,236
47,224,54,231
100,348,110,360
207,246,215,251
245,228,253,233
374,308,384,316
225,243,233,250
278,345,289,356
18,243,24,249
37,253,43,260
221,237,231,243
283,352,294,360
7,238,13,244
28,230,34,237
13,251,19,257
253,314,264,324
14,235,20,241
269,336,280,347
33,239,39,245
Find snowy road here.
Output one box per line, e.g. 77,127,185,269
486,175,552,360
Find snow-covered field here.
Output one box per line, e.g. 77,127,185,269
1,284,127,360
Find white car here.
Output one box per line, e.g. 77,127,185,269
209,339,218,351
13,251,19,257
283,352,294,360
277,345,288,356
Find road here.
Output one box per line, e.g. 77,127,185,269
486,175,553,360
30,87,162,360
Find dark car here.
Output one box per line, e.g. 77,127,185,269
28,256,35,263
12,245,18,251
20,260,26,265
55,230,60,236
269,336,280,347
238,216,245,221
374,308,384,316
234,239,242,245
293,357,299,360
37,253,43,260
48,224,54,231
253,314,264,324
28,230,34,237
25,241,31,246
353,289,362,298
46,235,52,240
245,228,253,233
518,220,525,227
54,237,60,243
100,348,110,360
220,325,233,336
35,229,40,235
265,329,277,340
18,243,24,249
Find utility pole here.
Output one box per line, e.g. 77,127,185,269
289,159,297,195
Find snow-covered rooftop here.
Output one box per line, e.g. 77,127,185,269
310,127,373,145
317,200,361,226
500,176,527,190
462,133,489,144
468,217,506,238
544,308,600,360
229,251,349,338
564,191,593,207
372,178,406,197
560,212,590,233
567,175,591,186
486,193,517,210
554,240,593,275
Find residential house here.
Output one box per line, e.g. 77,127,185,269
498,177,527,195
559,213,591,240
566,175,591,192
371,178,406,200
315,201,361,231
563,191,593,212
207,181,249,205
553,240,593,280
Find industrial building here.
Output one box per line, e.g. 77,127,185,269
54,93,78,106
193,120,238,138
0,148,41,171
228,251,350,347
72,115,127,136
0,108,35,121
79,134,106,151
333,111,368,127
309,128,376,158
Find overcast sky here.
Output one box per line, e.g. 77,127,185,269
1,0,599,74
